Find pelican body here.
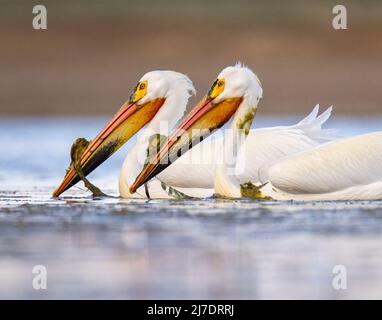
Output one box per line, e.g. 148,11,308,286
131,64,382,201
260,132,382,201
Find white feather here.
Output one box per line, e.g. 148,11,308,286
158,106,335,192
264,131,382,200
237,105,336,184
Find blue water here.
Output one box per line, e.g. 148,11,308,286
0,115,382,299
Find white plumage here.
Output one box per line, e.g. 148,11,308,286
158,105,335,190
236,105,334,184
263,131,382,200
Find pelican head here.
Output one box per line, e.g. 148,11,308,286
208,63,262,106
129,63,263,193
53,70,194,197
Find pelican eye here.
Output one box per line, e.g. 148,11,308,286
130,80,148,103
208,78,225,99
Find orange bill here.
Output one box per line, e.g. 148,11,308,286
129,95,243,193
52,98,166,197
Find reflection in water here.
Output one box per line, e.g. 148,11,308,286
0,117,382,299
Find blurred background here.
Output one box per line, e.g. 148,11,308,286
1,0,381,116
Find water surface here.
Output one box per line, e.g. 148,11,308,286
1,115,382,299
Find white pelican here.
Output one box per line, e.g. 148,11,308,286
130,64,347,200
53,70,200,198
53,66,335,199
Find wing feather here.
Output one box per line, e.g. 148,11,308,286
268,132,382,194
237,106,336,183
